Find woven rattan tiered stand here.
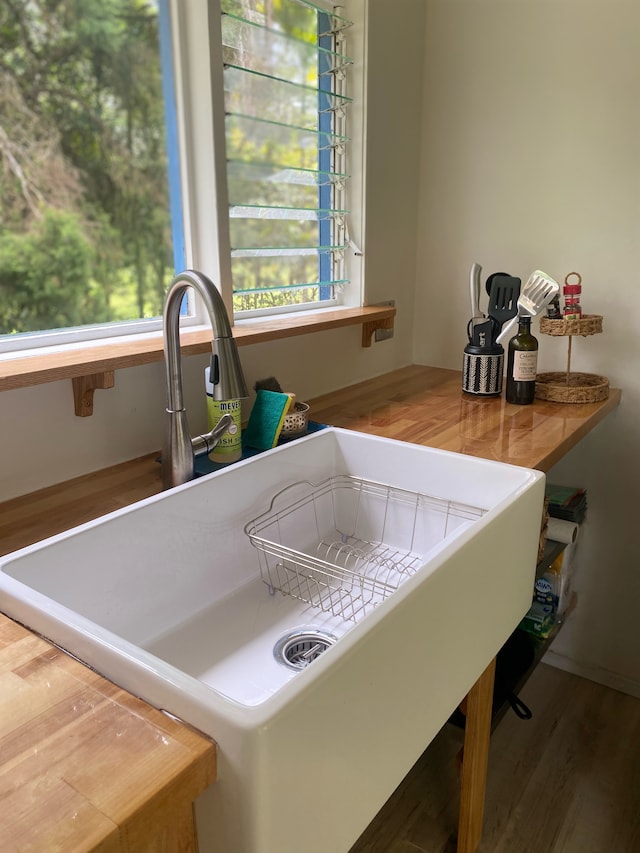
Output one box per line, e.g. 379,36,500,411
536,314,609,403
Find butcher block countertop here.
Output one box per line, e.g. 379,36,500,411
308,365,621,473
0,616,216,853
0,365,621,852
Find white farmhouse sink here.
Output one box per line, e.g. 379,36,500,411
0,428,544,853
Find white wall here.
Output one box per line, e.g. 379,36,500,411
415,0,640,693
0,0,425,502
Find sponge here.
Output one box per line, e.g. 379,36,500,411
244,389,291,450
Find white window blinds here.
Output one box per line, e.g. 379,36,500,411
221,0,352,314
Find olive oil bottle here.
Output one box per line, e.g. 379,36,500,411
506,316,538,404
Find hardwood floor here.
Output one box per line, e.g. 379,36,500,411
350,664,640,853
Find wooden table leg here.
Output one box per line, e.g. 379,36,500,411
457,657,496,853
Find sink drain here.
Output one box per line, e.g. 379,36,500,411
274,629,336,671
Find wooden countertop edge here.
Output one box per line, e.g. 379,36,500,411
524,388,621,471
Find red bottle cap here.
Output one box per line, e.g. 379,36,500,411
563,283,582,295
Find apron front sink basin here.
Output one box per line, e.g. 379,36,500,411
0,428,544,853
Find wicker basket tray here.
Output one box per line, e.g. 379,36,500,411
535,371,609,403
539,314,603,337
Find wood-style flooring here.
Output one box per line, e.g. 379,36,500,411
350,663,640,853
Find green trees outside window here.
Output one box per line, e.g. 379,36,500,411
0,0,174,336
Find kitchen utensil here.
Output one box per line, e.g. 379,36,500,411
467,316,500,348
485,271,509,296
496,270,560,345
469,263,483,316
487,274,521,334
468,263,484,337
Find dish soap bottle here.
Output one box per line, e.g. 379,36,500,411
205,356,242,463
506,316,538,405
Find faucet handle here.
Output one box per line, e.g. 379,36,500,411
191,413,234,459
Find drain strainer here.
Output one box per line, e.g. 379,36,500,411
274,629,336,671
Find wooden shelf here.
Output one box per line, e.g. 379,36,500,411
0,304,396,417
0,304,396,393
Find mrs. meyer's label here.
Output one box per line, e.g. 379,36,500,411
512,350,538,381
206,398,242,456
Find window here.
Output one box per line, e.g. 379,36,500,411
220,0,353,315
0,0,363,353
0,0,180,348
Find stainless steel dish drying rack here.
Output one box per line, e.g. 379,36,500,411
245,475,486,623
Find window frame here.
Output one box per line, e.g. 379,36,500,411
183,0,366,322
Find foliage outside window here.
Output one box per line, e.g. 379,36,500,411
0,0,175,339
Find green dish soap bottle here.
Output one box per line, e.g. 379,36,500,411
506,315,538,405
205,356,242,463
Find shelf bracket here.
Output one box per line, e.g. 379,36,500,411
72,371,115,417
361,301,395,347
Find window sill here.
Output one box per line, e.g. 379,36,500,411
0,304,395,395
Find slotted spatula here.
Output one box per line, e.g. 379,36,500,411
496,270,560,345
487,274,521,331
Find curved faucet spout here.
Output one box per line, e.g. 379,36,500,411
162,270,248,489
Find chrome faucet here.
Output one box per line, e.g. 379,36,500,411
162,269,248,489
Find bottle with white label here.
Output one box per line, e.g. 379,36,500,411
205,361,242,463
505,315,538,405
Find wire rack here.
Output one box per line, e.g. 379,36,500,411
245,475,486,623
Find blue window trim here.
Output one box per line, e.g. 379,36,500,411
317,11,332,302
